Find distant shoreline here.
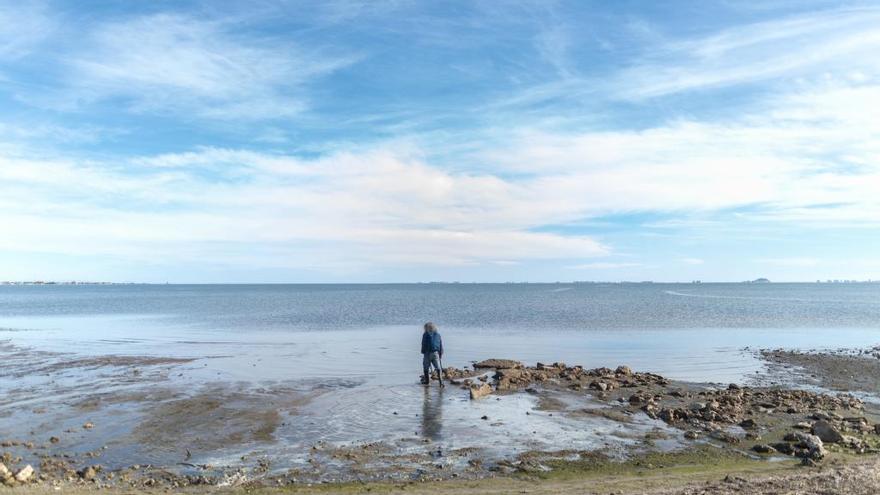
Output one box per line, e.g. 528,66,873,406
2,280,878,286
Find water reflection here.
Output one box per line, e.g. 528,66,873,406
421,386,443,440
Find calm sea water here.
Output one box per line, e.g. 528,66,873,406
2,283,880,383
2,282,880,330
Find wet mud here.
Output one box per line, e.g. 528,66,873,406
4,342,880,491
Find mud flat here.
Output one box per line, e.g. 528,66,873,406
4,339,880,493
760,345,880,395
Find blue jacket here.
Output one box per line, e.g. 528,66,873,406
421,331,443,355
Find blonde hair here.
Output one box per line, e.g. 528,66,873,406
424,322,437,332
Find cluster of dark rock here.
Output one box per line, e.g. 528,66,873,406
432,358,880,466
434,359,669,400
752,413,877,463
636,385,863,430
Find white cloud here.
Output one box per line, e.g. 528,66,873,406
0,147,608,271
481,78,880,226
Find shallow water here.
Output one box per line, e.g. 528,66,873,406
2,283,880,479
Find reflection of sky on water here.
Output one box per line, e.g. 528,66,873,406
3,313,880,384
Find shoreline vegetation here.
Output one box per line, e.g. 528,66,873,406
4,344,880,493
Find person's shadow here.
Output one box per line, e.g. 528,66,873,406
420,385,443,440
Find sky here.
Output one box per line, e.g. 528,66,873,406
1,0,879,283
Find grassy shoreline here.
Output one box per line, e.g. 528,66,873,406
13,449,879,494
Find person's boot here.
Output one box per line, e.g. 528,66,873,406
420,375,429,385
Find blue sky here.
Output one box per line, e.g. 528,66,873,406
1,0,879,283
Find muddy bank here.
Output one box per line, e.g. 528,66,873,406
5,341,880,491
760,346,880,394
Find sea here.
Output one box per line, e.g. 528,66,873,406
2,282,880,382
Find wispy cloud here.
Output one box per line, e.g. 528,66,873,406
53,14,357,119
0,1,54,60
615,7,880,99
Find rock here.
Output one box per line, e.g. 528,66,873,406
14,465,33,483
739,418,757,429
83,422,95,429
752,444,775,454
615,365,633,376
710,430,740,444
874,424,880,435
628,394,645,405
79,466,97,481
812,420,844,443
0,463,12,486
590,381,609,392
684,430,700,440
793,432,826,460
688,402,706,412
772,442,796,455
473,359,523,369
49,436,60,444
469,382,492,400
793,421,812,429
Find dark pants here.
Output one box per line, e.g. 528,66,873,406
422,351,442,383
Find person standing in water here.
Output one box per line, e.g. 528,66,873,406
421,322,444,387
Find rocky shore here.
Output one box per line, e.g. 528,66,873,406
4,344,880,492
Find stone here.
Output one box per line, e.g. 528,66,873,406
83,422,95,429
812,420,844,443
684,430,700,440
739,418,757,429
473,359,522,369
772,442,796,455
469,382,492,400
79,466,97,481
710,430,740,444
793,421,812,429
49,436,60,444
751,444,775,454
793,432,826,460
14,465,33,483
615,365,633,376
